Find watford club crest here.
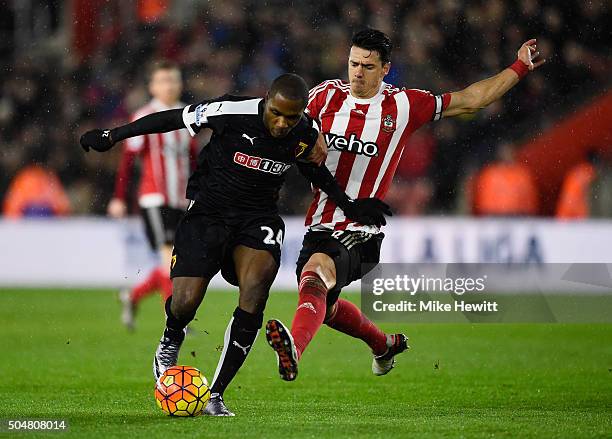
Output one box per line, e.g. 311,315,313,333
382,114,396,133
295,141,309,158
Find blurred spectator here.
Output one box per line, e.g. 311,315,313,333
3,148,71,218
385,178,434,216
109,60,197,331
385,128,437,215
470,143,539,216
0,1,611,216
556,150,612,219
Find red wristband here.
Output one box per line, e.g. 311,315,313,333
509,59,529,79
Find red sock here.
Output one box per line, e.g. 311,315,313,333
291,271,328,359
130,267,163,305
325,298,388,356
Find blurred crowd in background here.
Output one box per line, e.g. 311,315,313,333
0,0,610,218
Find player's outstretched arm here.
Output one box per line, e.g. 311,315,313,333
442,39,546,118
297,162,392,227
80,109,185,152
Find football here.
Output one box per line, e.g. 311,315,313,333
154,366,210,416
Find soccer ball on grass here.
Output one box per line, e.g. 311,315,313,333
154,365,210,416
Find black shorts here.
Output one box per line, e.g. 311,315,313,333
141,205,184,250
170,201,284,286
296,229,384,306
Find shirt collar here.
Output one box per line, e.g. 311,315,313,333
348,82,386,105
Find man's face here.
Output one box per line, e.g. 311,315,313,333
348,46,390,99
263,93,305,138
149,68,182,105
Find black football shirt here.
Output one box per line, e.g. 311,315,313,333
181,95,318,217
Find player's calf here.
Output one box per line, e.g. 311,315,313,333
290,270,329,358
208,307,262,398
202,248,274,414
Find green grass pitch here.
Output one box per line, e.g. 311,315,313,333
0,289,610,438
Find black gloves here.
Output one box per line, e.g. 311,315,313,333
80,110,185,152
295,162,391,227
340,198,392,227
80,129,115,152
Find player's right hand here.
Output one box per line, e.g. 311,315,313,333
107,198,127,218
517,39,545,71
342,198,392,227
80,129,115,152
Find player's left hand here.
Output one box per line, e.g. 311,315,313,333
307,132,328,166
517,39,546,71
342,198,393,227
80,129,115,152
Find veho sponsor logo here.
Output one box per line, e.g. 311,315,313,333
324,132,379,157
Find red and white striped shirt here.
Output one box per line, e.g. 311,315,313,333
304,79,451,233
114,99,197,209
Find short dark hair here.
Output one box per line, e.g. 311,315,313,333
268,73,309,106
351,28,393,64
146,59,181,83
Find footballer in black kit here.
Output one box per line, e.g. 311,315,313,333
176,94,317,285
80,73,391,417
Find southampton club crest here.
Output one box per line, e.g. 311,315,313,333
382,114,396,133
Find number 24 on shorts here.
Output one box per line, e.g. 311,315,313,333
260,226,283,247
